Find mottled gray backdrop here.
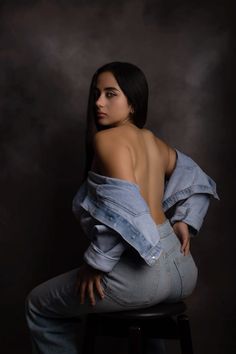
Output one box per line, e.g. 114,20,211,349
0,0,234,353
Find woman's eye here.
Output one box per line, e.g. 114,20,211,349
106,92,115,98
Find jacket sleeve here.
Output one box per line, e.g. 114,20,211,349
167,194,210,237
163,149,219,236
83,223,129,273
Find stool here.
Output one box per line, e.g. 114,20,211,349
82,301,194,354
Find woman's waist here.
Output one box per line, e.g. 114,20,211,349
149,206,167,226
155,218,174,239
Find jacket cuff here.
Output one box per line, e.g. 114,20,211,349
83,243,120,273
170,206,203,236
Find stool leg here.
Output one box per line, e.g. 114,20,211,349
128,325,143,354
83,316,96,354
144,338,167,354
177,314,194,354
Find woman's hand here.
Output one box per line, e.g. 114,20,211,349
75,263,105,306
172,221,190,256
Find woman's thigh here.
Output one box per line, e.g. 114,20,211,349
27,231,198,317
26,267,131,320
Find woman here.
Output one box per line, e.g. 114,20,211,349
25,62,219,354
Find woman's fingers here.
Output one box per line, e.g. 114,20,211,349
172,221,191,256
88,277,105,305
79,278,105,306
88,281,96,306
80,281,87,304
76,265,106,306
185,239,190,255
181,236,188,253
182,239,190,256
178,229,190,255
95,277,105,300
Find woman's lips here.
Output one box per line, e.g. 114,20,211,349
97,112,107,117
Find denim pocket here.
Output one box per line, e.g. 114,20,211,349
100,257,162,307
173,252,198,298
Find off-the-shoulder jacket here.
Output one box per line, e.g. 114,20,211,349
72,149,219,272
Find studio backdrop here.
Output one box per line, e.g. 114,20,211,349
0,1,234,353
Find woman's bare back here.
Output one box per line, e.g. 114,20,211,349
91,125,177,225
121,126,176,224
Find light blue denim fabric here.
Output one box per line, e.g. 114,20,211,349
25,219,197,354
72,149,219,272
25,149,219,354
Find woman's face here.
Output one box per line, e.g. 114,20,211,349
94,71,134,128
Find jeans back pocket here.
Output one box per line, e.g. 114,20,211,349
173,252,198,298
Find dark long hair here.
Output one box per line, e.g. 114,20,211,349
82,61,149,181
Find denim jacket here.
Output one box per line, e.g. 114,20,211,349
72,149,219,272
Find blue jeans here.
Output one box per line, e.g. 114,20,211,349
25,219,198,354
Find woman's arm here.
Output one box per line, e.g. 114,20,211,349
83,224,129,272
169,194,211,236
93,129,138,182
76,224,128,307
163,147,218,238
76,130,136,305
172,221,191,255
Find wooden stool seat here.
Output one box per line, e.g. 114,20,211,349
83,301,194,354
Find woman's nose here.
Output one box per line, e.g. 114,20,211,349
96,94,105,107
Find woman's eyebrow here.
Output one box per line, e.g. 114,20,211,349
95,87,120,92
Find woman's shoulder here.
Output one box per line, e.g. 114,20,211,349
93,125,135,147
94,125,128,138
93,127,135,165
